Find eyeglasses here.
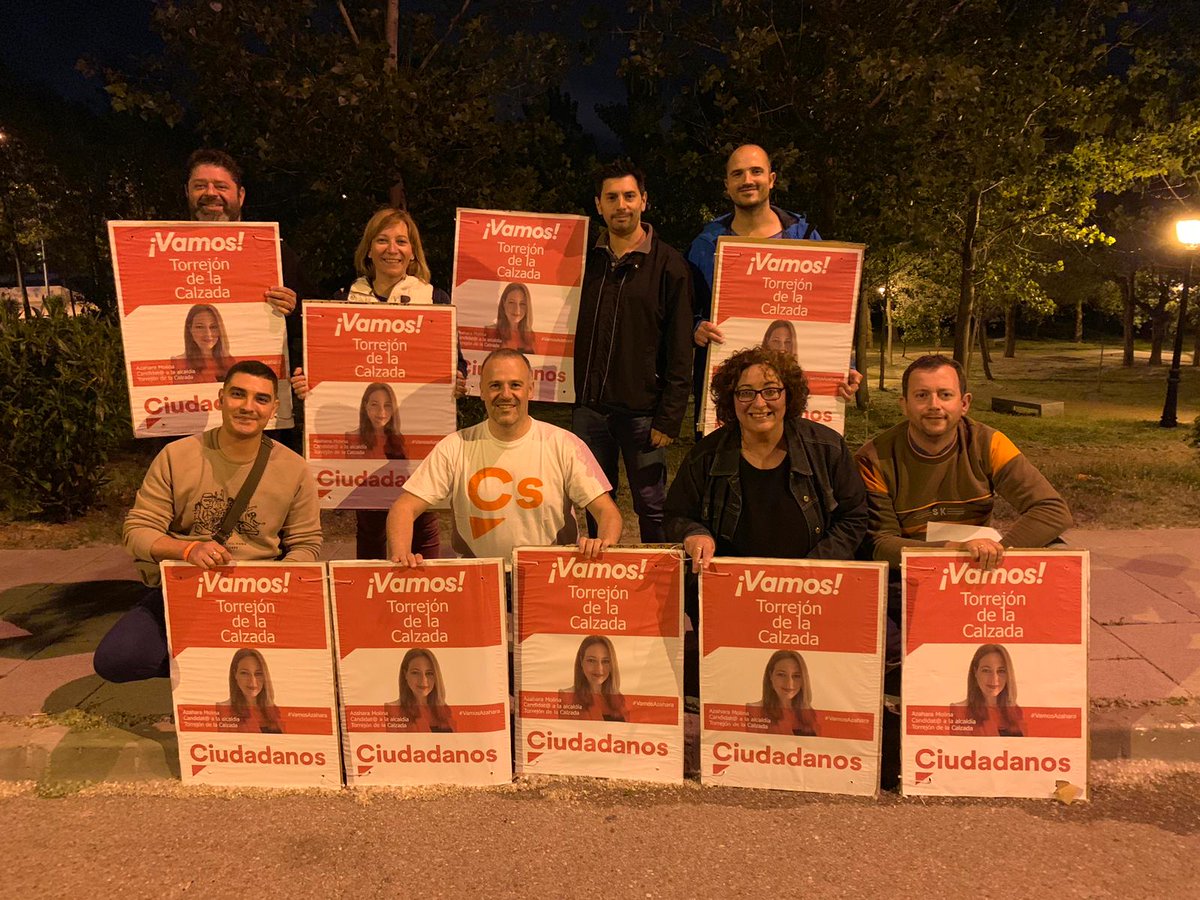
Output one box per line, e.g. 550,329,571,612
733,386,785,403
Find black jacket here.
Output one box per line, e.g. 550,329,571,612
575,226,695,437
664,417,868,560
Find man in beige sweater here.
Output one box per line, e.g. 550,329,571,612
94,360,322,682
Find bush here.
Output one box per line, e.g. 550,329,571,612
0,303,130,520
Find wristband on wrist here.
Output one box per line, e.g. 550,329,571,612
182,540,200,562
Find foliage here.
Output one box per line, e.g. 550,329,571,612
0,302,130,520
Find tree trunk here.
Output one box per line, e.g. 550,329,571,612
977,316,995,380
855,279,870,410
10,240,31,319
953,188,982,369
1149,277,1169,366
1074,297,1084,343
1003,304,1017,358
1121,272,1136,366
385,0,399,72
1193,318,1200,366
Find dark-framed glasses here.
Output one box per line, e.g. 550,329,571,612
734,386,784,403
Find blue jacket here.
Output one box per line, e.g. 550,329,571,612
686,206,821,325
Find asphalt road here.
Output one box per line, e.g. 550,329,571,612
3,761,1197,898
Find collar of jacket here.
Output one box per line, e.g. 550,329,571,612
707,418,815,478
594,223,655,265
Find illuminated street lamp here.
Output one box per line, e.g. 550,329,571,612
1159,218,1200,427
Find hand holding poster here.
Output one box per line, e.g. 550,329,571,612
329,559,511,787
700,559,886,795
302,301,457,509
109,221,293,437
513,547,684,783
701,238,863,435
452,209,588,401
160,561,340,788
901,550,1090,799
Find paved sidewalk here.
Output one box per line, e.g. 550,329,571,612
0,532,1197,786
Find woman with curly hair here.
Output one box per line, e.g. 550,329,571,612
218,648,283,734
385,647,455,733
748,649,818,736
952,643,1025,737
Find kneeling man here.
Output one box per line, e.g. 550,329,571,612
388,349,622,565
94,360,322,682
855,354,1072,572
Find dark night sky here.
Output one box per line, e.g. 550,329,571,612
0,0,622,145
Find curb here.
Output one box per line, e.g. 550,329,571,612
2,703,1197,788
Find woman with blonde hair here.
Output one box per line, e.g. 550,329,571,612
559,635,627,722
218,648,283,734
385,648,455,733
952,643,1025,736
761,319,798,361
291,207,465,559
173,303,233,382
748,649,817,736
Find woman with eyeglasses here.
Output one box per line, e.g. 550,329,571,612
665,345,867,573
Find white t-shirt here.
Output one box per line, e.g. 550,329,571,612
403,418,611,559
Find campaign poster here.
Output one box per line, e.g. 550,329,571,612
302,301,456,509
513,547,684,783
160,561,340,788
328,559,511,787
701,238,864,436
699,559,886,795
451,209,588,402
109,221,293,438
901,550,1090,800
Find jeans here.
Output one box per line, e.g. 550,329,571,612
93,587,170,683
571,406,666,542
355,509,441,560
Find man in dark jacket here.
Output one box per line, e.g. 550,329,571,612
573,160,695,542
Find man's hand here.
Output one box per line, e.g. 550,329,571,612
949,538,1005,570
836,368,863,401
454,372,467,399
290,368,309,400
682,534,715,574
265,285,297,315
186,540,232,570
577,536,612,559
388,550,425,568
650,428,673,448
694,321,725,348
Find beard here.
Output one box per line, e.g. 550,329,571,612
191,197,241,222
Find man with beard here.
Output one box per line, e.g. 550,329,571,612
686,144,860,432
185,149,317,450
572,160,694,543
93,360,322,682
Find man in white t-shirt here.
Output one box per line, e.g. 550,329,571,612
387,349,623,565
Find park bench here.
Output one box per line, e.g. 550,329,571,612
990,395,1065,417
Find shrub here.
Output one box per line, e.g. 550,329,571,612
0,302,130,520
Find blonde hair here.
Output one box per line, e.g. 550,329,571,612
353,207,432,284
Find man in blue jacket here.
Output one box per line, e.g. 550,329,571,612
687,145,860,430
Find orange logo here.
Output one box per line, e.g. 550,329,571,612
466,467,544,537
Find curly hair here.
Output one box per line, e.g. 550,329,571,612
710,345,810,427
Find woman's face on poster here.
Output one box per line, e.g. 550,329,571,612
974,651,1007,702
582,642,612,692
369,222,413,279
405,655,436,701
503,288,528,326
190,310,221,352
765,324,794,357
365,388,395,431
770,657,803,703
235,656,264,701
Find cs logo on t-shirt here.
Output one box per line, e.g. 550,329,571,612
467,467,543,537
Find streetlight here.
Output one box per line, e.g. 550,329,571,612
1159,218,1200,427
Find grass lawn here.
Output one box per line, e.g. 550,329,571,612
4,338,1199,549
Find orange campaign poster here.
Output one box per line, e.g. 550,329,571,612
701,238,864,436
901,550,1090,799
513,547,684,783
451,209,588,402
160,561,340,788
302,301,456,509
328,559,511,787
109,221,293,438
699,558,887,795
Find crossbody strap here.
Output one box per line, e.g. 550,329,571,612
212,436,274,546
